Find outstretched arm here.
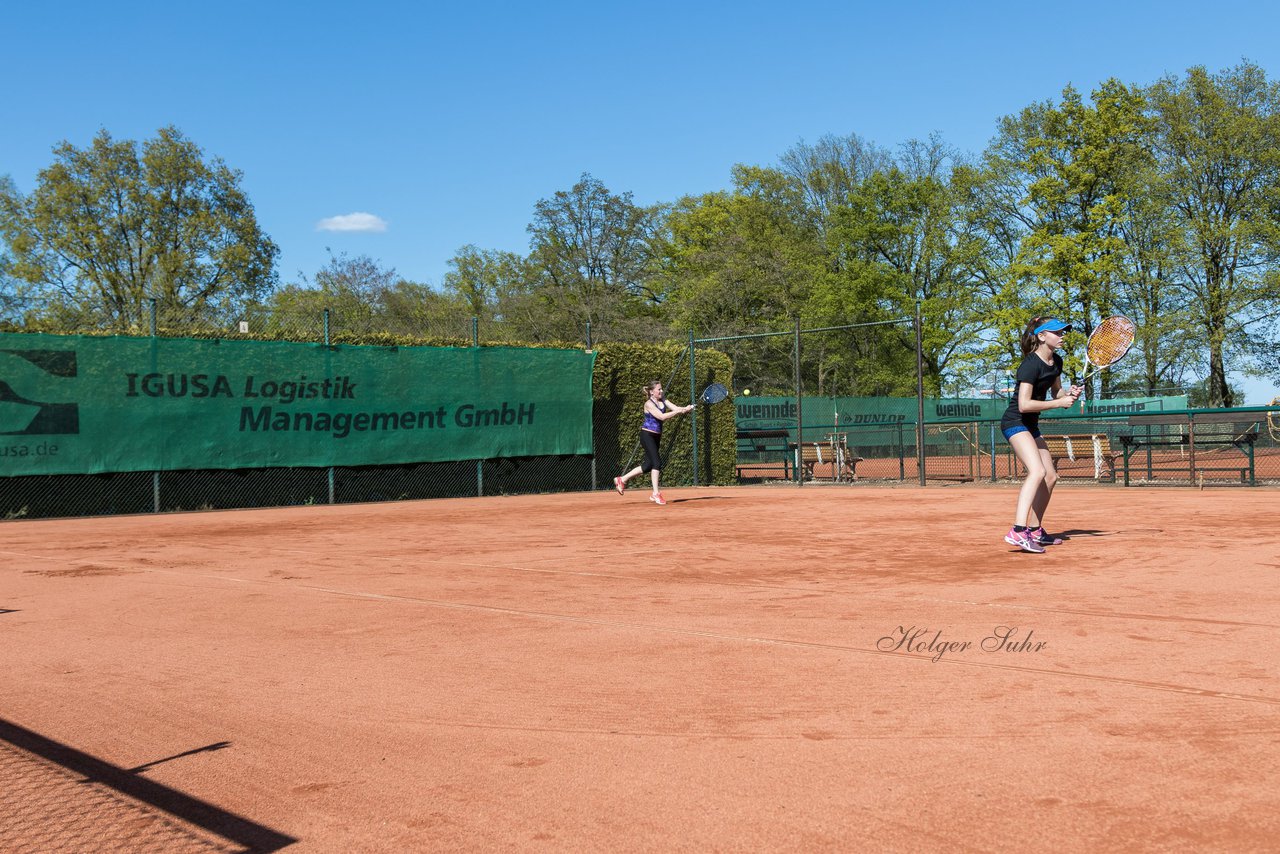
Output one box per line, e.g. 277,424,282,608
646,400,693,421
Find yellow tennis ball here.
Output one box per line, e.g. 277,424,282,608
742,388,751,396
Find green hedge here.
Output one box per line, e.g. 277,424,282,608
592,343,736,487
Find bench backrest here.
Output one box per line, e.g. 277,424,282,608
1129,412,1258,426
1043,434,1115,455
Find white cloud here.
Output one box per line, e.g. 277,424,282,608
315,212,388,233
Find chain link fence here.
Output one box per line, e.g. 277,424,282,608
3,296,1277,520
781,407,1280,486
713,312,1280,488
1,297,619,520
0,294,676,348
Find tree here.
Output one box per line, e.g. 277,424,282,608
661,165,830,393
0,127,278,331
378,279,473,338
664,165,820,335
442,245,532,318
1148,62,1280,406
525,174,666,342
941,155,1031,391
990,81,1153,398
1110,163,1199,395
261,251,399,337
826,136,985,395
777,132,892,236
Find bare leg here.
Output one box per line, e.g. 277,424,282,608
1029,441,1059,528
650,469,661,495
619,465,645,485
1008,432,1047,528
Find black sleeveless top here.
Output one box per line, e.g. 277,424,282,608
1000,352,1063,430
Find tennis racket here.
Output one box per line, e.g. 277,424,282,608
696,382,729,406
1078,316,1137,410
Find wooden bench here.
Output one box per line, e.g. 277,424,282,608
796,441,864,482
1041,433,1120,481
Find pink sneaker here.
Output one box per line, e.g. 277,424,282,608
649,493,667,506
1028,526,1063,546
613,476,625,495
1004,527,1045,554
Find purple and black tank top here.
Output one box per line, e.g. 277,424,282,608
642,400,667,434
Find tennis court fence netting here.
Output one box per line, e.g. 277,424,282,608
2,299,1277,520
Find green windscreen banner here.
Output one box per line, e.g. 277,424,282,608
0,333,595,476
736,394,1191,433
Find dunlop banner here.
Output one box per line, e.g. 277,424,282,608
0,333,595,476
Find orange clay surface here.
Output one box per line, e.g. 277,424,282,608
3,484,1279,852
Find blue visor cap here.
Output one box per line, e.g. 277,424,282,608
1033,319,1072,335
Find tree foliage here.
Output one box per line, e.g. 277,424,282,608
5,65,1280,406
0,127,277,332
523,174,667,343
1147,61,1280,406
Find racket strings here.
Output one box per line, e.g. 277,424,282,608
1085,317,1136,367
700,383,728,405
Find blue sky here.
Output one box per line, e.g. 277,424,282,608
4,0,1279,401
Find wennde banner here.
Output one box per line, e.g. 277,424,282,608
0,333,595,476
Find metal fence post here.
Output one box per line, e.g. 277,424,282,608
582,321,596,490
150,297,160,512
474,317,483,497
915,301,926,486
897,423,906,481
324,308,335,505
689,330,698,486
990,422,998,482
794,316,803,486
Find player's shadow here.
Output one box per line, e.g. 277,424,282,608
668,496,728,503
1053,529,1110,539
0,717,295,852
0,608,19,615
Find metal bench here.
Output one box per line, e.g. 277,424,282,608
735,429,792,479
1121,412,1260,486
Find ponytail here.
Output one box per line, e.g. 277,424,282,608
1020,316,1045,356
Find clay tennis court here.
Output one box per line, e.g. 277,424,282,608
3,484,1279,852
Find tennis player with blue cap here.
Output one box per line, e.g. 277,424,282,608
998,316,1082,553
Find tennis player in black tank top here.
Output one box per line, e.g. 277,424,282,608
1001,317,1082,553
